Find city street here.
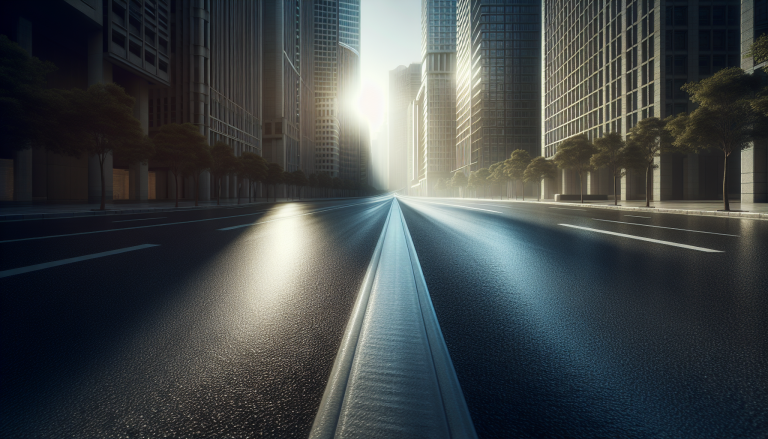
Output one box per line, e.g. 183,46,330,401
1,195,767,438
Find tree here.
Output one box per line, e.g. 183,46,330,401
505,149,532,200
50,83,146,210
283,171,295,200
591,132,627,206
317,172,332,197
182,139,212,207
210,141,237,205
552,134,597,203
292,170,309,199
332,177,343,196
265,163,284,202
745,34,768,72
624,117,674,207
308,173,319,198
450,171,468,198
475,168,492,198
667,68,767,211
239,152,268,203
489,161,509,199
523,156,558,201
434,178,447,196
0,35,59,157
153,123,206,208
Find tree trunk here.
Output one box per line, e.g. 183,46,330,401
646,164,651,207
98,154,106,211
613,168,618,206
522,181,525,201
579,171,584,203
216,175,221,206
237,182,241,205
722,150,730,211
194,175,199,207
174,171,179,208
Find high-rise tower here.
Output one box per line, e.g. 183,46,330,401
389,63,422,192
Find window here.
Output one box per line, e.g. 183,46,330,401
699,31,710,51
674,55,687,75
699,6,710,26
674,7,687,26
674,31,687,50
112,30,126,48
129,39,141,58
713,6,726,26
158,59,168,73
713,30,726,50
674,79,687,99
699,55,711,75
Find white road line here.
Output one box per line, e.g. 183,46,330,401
549,207,587,211
218,202,383,230
591,218,739,237
0,244,159,278
112,217,167,223
0,200,385,244
559,224,723,253
625,215,651,219
415,200,503,214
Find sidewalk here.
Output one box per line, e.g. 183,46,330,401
430,197,768,220
0,197,332,221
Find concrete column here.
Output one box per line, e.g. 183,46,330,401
742,141,768,203
199,171,211,201
621,169,631,201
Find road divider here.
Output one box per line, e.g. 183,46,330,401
0,244,159,278
112,217,167,223
560,224,724,253
591,218,739,237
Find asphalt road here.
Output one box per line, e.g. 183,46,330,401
398,197,768,439
0,197,392,438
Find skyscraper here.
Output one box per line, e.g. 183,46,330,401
411,0,457,195
455,0,542,175
388,63,422,192
543,0,742,202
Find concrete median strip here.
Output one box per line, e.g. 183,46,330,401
560,224,724,253
0,244,159,278
310,198,477,439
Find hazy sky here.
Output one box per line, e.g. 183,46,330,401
358,0,422,138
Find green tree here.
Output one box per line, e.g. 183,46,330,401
434,178,447,196
591,132,627,206
552,134,596,203
238,152,268,203
745,34,768,72
51,83,147,210
476,167,492,198
265,162,284,202
292,170,309,199
153,123,205,208
667,68,767,211
0,35,59,156
450,171,468,198
505,149,532,200
210,141,237,205
182,139,212,207
523,156,558,201
625,117,674,208
489,161,509,199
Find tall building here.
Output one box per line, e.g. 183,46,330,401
338,43,362,183
411,0,457,195
1,0,171,203
150,0,263,201
543,0,742,202
312,0,361,178
455,0,542,175
262,0,315,175
388,63,422,191
741,0,768,203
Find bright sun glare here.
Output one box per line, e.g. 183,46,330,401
355,80,385,134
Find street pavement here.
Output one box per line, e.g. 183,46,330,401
398,196,768,439
1,194,767,438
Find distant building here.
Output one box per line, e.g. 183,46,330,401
262,0,315,175
543,0,743,202
411,0,457,196
388,63,422,192
338,43,362,183
456,0,542,175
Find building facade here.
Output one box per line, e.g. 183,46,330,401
388,63,422,191
456,0,542,175
543,0,743,201
411,0,458,196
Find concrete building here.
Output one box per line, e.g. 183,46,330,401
741,0,768,203
312,0,361,178
456,0,542,175
151,0,263,202
338,43,362,183
388,63,422,192
1,0,170,203
543,0,743,202
262,0,315,175
410,0,458,196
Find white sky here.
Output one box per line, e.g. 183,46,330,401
358,0,422,139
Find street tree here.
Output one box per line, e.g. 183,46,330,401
505,149,532,200
667,67,767,211
153,123,206,208
308,173,319,198
317,172,332,197
552,134,596,203
489,161,509,199
591,132,627,206
450,170,468,198
625,117,674,207
238,152,267,203
182,139,212,207
523,156,558,201
283,170,295,200
210,141,237,205
332,177,343,196
434,178,447,196
291,170,309,199
265,163,284,202
475,167,492,198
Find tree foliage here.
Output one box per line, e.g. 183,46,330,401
210,141,237,204
625,117,674,207
552,134,596,203
239,152,268,202
265,162,284,201
450,171,468,197
591,132,627,205
505,149,532,199
745,34,768,72
153,123,207,208
523,156,558,201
